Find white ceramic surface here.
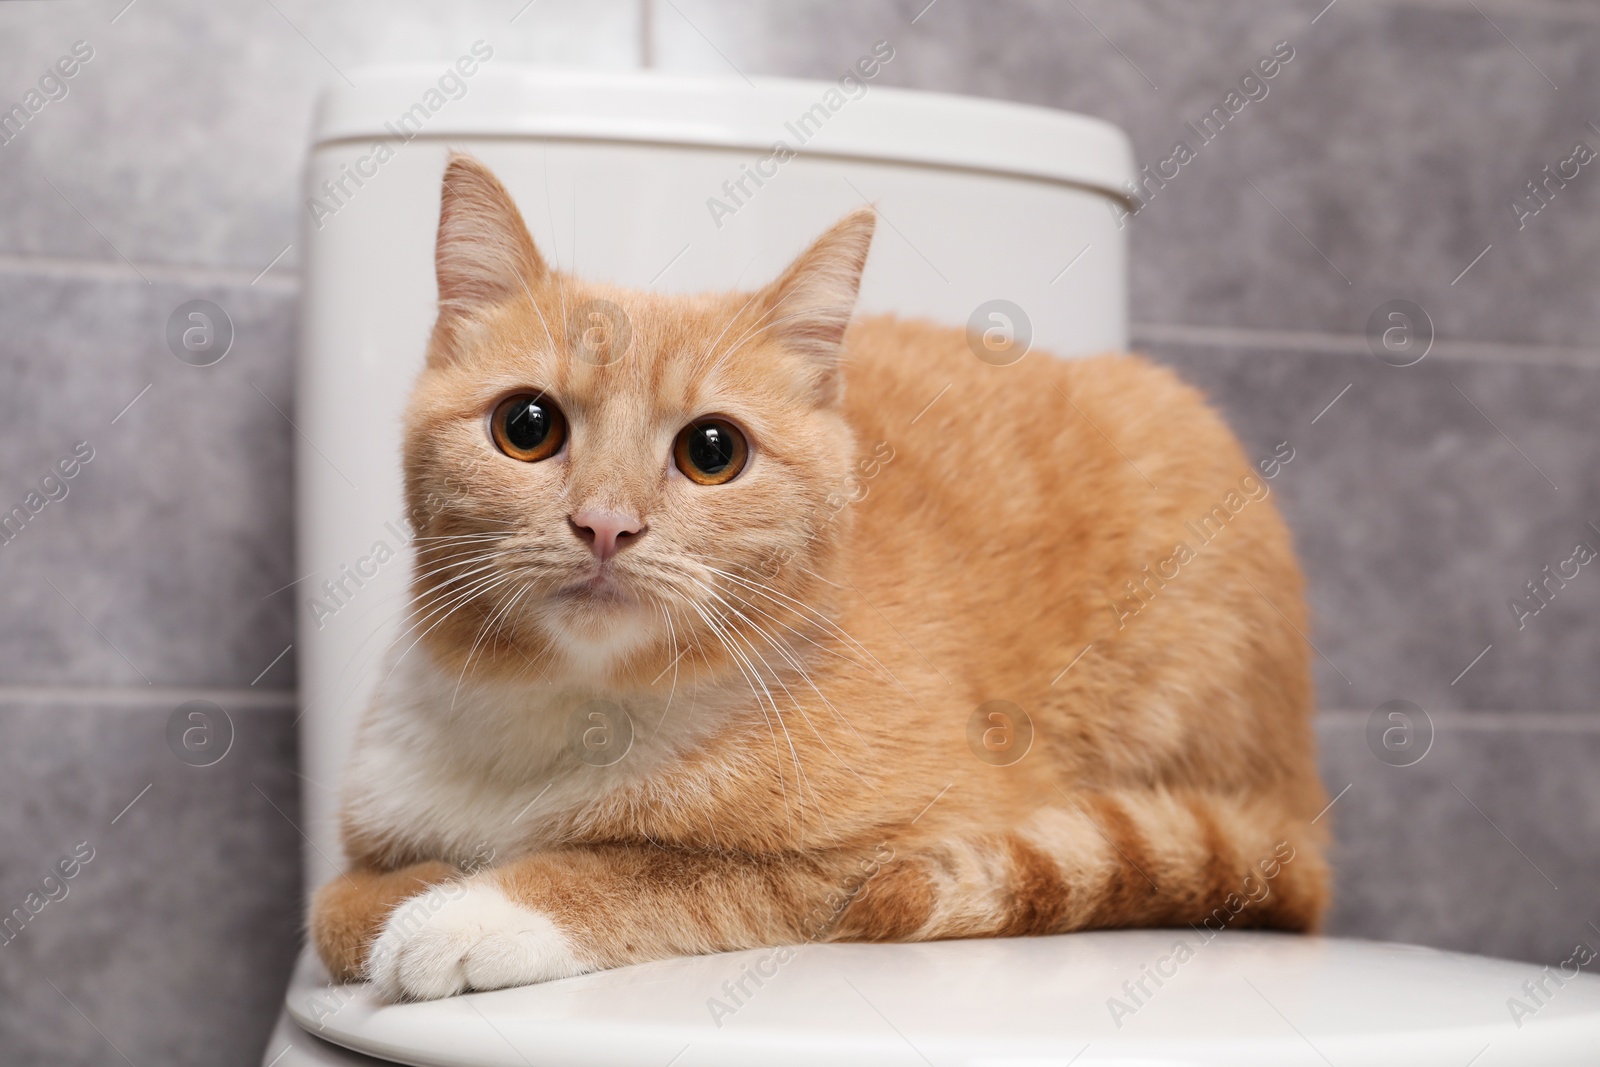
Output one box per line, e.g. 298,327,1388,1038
313,65,1135,196
281,65,1591,1067
276,931,1600,1066
295,66,1135,896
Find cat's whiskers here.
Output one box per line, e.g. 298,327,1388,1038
793,562,847,590
280,544,525,712
696,557,897,686
393,566,521,657
394,534,871,741
414,544,519,577
692,579,877,763
478,575,544,681
413,531,517,562
690,580,838,833
409,531,513,544
637,557,867,722
335,549,519,671
704,304,834,380
387,573,527,688
681,572,829,696
411,553,520,603
413,521,521,545
360,569,524,712
696,563,879,685
688,578,874,801
381,566,527,682
701,259,847,376
449,573,537,711
406,534,512,550
427,543,596,680
452,568,560,688
696,265,826,374
701,601,827,840
694,287,765,379
410,519,519,539
415,532,571,595
515,269,559,354
651,600,683,738
404,533,520,579
686,599,803,833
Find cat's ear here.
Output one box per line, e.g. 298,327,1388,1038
435,153,547,314
753,208,876,398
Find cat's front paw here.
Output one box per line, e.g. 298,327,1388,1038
366,881,587,1000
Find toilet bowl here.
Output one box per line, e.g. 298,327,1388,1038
272,66,1600,1065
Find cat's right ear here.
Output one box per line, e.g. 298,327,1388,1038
434,153,548,315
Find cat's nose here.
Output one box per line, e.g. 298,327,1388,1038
568,508,645,562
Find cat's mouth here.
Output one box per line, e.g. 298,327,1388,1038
556,571,635,608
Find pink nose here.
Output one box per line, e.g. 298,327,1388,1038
568,508,645,562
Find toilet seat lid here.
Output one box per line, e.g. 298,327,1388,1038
286,930,1600,1066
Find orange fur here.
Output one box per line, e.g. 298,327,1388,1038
311,155,1329,995
311,861,459,982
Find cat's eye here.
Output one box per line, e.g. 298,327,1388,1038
491,393,566,462
674,419,748,485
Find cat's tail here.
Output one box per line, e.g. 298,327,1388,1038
830,787,1331,943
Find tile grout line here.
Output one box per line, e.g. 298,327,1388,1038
1319,708,1600,732
0,252,298,293
0,689,1591,728
1374,0,1600,27
0,684,296,710
1131,321,1600,370
0,265,1592,367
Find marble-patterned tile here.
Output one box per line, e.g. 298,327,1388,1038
1144,338,1600,713
1317,714,1600,966
0,0,641,272
0,700,303,1067
0,272,298,688
653,0,1600,350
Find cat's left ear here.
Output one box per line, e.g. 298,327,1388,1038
753,208,876,402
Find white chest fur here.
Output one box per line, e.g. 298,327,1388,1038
340,648,726,868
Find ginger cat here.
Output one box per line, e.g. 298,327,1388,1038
310,154,1329,1001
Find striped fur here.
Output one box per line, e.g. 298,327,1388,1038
310,156,1330,997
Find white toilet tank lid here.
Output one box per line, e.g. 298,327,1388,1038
311,65,1135,200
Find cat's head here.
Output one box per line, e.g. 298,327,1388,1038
402,154,875,686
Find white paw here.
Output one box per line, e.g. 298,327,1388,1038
366,882,587,1001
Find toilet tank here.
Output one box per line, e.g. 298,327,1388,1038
295,66,1136,892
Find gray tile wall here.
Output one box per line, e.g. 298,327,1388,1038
0,3,643,1064
0,0,1594,1063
